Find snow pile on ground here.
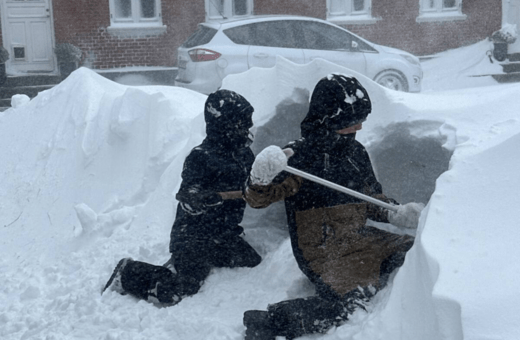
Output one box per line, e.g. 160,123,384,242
1,39,520,340
250,145,288,185
421,39,502,92
222,57,520,340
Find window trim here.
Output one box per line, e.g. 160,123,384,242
205,0,253,22
107,0,166,37
326,0,379,25
416,0,467,23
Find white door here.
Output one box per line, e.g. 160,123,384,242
504,0,520,54
1,0,56,74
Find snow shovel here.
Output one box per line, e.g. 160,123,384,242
283,165,399,213
219,162,399,212
218,191,243,200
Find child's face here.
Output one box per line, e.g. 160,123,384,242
336,123,363,135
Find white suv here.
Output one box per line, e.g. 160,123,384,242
175,15,423,94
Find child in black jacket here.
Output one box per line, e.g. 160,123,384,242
103,89,261,305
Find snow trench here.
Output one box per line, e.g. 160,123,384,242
368,121,453,205
253,95,453,206
249,100,460,339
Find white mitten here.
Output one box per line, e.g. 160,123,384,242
250,145,289,185
388,202,425,229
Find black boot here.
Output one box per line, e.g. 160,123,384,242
102,258,133,294
243,310,276,340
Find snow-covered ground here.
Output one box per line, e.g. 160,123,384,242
420,39,502,92
1,40,519,340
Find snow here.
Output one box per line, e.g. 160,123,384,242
500,23,518,39
420,39,503,91
250,145,288,185
1,40,520,340
10,94,31,108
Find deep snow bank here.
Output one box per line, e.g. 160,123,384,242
223,57,520,339
1,54,520,340
421,39,502,92
0,68,206,265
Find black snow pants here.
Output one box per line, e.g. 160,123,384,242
261,251,408,339
120,234,261,305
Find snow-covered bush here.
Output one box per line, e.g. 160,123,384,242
0,46,9,63
54,43,82,63
491,24,518,44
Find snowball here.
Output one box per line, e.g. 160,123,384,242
74,203,98,234
250,145,288,185
11,94,31,108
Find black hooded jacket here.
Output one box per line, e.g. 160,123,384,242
245,75,413,299
169,90,255,253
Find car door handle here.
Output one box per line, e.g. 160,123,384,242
253,53,269,59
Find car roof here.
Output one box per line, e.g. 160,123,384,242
200,15,329,30
198,15,379,50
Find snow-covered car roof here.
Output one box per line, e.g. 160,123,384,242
200,15,343,30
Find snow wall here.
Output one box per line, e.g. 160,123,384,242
222,57,520,340
1,57,520,340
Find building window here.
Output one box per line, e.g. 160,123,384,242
417,0,467,22
108,0,166,37
327,0,378,25
206,0,253,21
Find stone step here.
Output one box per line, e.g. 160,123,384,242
0,98,11,106
2,74,61,88
0,84,55,99
508,53,520,62
501,61,520,73
0,74,60,109
0,68,178,110
492,72,520,83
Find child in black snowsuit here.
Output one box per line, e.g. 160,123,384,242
103,89,261,305
242,75,423,339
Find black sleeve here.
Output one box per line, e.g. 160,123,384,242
177,149,210,197
176,149,223,214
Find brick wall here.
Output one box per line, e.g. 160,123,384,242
254,0,326,18
342,0,501,56
52,0,204,69
255,0,500,56
7,0,500,71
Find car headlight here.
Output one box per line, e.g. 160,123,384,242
400,54,420,66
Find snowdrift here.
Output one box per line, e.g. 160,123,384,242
1,52,520,340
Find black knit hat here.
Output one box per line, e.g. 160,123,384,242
301,74,371,138
204,89,254,146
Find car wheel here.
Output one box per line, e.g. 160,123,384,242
374,70,408,92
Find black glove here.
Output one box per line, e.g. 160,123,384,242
176,188,223,215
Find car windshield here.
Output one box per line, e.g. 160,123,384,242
182,25,218,48
295,21,376,52
225,21,300,48
224,19,377,52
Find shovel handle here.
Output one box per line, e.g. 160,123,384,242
284,165,399,212
218,191,243,200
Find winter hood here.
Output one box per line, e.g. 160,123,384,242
204,89,254,148
300,74,372,140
